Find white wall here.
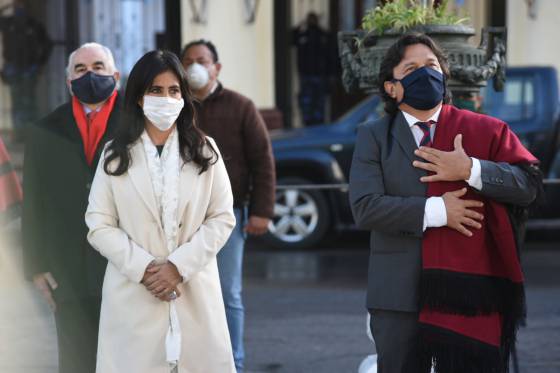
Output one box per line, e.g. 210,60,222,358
460,0,488,46
507,0,560,73
180,0,275,108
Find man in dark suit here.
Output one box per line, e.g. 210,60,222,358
349,34,539,372
22,42,121,373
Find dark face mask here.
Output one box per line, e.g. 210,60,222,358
393,66,445,110
71,71,116,104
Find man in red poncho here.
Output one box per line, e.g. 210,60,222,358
349,33,541,373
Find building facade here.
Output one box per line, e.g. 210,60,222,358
0,0,558,131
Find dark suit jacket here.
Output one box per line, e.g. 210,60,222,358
22,97,120,302
349,111,537,312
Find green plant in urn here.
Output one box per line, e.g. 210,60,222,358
338,0,506,95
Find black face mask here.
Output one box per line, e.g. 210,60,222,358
393,66,445,110
71,71,116,104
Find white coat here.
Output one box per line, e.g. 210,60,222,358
85,137,236,373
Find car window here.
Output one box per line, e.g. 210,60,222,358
483,76,536,122
334,96,383,124
361,99,385,123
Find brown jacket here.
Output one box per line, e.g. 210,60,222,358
194,83,275,218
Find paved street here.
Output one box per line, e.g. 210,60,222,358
1,225,559,373
243,235,560,373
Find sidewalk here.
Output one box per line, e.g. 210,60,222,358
2,231,560,372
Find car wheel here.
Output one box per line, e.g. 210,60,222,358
264,177,330,250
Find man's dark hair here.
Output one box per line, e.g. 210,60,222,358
377,33,452,116
179,39,219,63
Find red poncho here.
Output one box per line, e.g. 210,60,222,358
419,104,538,373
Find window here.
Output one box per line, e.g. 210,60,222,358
483,76,536,123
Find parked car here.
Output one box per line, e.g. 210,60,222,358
482,67,560,221
266,67,560,249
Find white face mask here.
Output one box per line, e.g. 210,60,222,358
186,63,210,90
142,95,185,132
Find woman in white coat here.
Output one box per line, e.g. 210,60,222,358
85,50,236,373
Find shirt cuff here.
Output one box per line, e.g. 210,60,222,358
423,197,447,231
466,157,483,190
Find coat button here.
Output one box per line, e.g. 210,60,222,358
86,183,92,190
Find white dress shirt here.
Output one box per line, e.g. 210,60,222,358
400,108,482,231
83,105,100,115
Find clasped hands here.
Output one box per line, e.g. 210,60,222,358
141,260,183,302
412,134,484,237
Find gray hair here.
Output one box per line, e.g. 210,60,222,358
66,42,120,90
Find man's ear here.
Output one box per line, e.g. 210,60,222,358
215,62,222,75
383,81,396,98
66,79,73,95
114,71,121,82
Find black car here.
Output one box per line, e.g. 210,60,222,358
266,67,560,250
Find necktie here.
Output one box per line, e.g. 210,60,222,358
416,120,435,147
87,111,97,126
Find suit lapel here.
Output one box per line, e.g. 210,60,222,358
127,141,162,227
390,111,427,180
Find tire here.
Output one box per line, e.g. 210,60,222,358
263,177,330,250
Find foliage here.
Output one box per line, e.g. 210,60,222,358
361,0,470,35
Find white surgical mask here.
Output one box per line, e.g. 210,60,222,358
142,95,185,132
186,63,210,90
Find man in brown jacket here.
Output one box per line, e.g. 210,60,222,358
181,39,275,373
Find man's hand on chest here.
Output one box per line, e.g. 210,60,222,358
413,134,473,182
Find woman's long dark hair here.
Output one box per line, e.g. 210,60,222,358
377,33,452,116
104,50,217,175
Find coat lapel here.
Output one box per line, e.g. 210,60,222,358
127,138,199,231
390,111,427,180
128,141,162,227
177,160,199,222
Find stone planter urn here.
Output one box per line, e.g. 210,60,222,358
338,24,507,95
